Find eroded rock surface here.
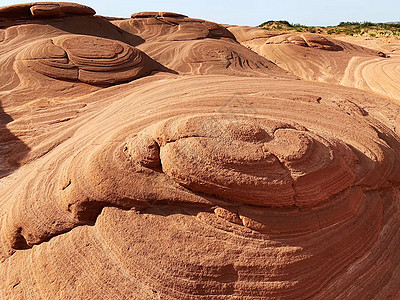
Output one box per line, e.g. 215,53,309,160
17,35,156,85
266,33,344,51
113,13,294,78
1,3,400,300
229,26,400,100
0,2,95,19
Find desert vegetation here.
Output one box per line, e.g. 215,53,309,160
259,20,400,37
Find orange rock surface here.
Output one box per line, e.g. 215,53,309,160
1,2,400,299
229,26,400,102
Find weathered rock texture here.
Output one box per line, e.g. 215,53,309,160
17,35,156,85
0,3,400,300
0,2,95,19
114,14,292,77
229,26,400,102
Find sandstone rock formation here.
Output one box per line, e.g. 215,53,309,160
265,33,344,51
229,26,400,101
17,34,156,85
114,14,292,77
0,2,95,20
131,11,188,19
1,3,400,300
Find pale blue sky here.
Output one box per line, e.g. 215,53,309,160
2,0,399,26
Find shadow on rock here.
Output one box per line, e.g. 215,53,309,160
47,16,178,76
47,16,146,47
0,103,30,179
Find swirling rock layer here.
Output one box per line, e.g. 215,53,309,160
1,75,400,299
342,55,400,101
0,4,400,300
17,35,156,85
114,14,293,78
0,2,95,19
266,33,344,51
229,27,400,101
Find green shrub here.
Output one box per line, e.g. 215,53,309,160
258,20,400,37
259,20,292,28
338,21,360,26
308,27,316,33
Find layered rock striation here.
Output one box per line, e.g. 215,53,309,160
0,3,400,299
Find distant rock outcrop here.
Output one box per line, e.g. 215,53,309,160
0,2,95,19
266,33,344,51
131,11,188,19
229,26,400,100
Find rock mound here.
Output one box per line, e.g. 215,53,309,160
17,35,156,85
1,76,400,299
266,33,344,51
115,14,293,78
229,27,400,101
146,116,356,207
131,11,187,19
120,12,235,41
0,2,95,19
